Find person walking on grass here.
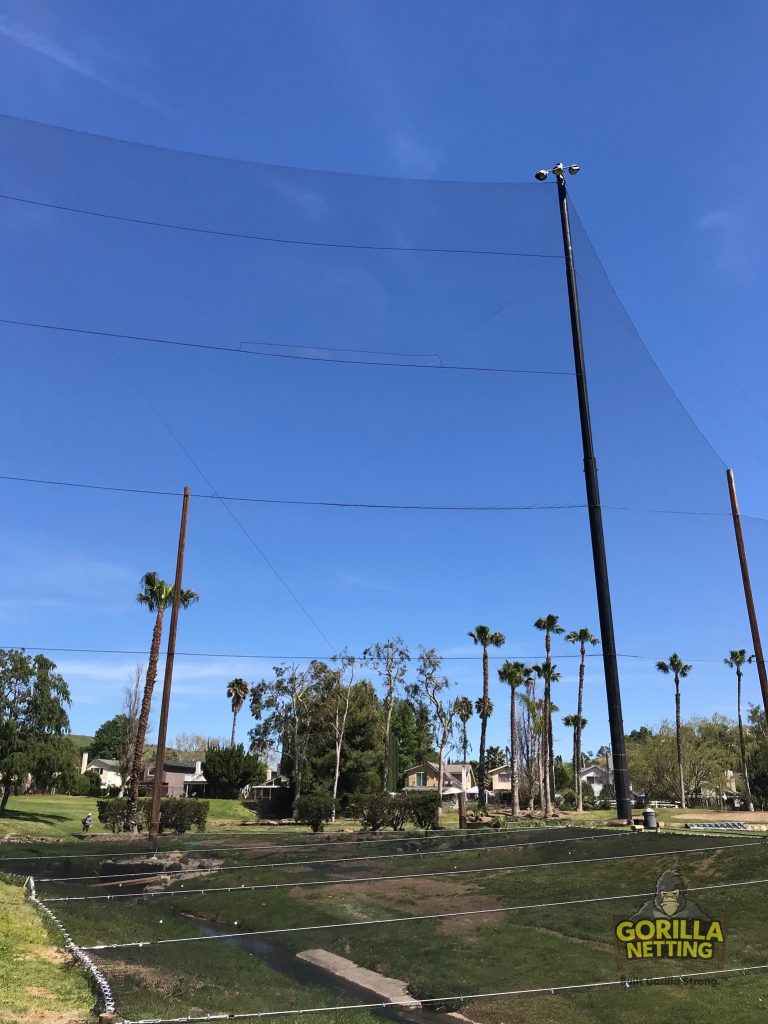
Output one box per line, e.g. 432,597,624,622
82,812,93,834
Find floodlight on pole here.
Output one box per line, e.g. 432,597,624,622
535,162,632,823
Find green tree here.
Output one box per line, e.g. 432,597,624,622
656,653,693,809
468,625,505,805
202,744,265,797
127,572,199,832
390,697,435,786
91,714,130,759
534,615,564,817
565,627,599,812
562,713,587,805
409,647,455,813
0,650,72,813
250,663,316,818
454,696,473,765
497,661,530,816
531,660,562,816
485,745,505,770
724,650,754,810
362,638,410,792
226,678,249,749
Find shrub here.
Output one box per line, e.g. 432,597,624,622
405,791,440,830
96,797,208,833
356,792,390,831
386,793,410,831
157,798,209,833
557,787,577,810
295,793,335,832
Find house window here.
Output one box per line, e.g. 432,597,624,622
498,772,510,783
415,772,427,787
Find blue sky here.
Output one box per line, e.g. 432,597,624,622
0,2,767,760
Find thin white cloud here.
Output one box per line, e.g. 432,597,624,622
0,16,175,117
336,570,401,593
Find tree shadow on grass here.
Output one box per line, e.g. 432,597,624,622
0,808,70,824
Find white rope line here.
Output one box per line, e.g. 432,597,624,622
118,962,768,1023
80,875,768,950
0,824,570,862
25,876,117,1015
40,838,765,903
41,830,635,883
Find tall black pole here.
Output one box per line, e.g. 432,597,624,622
149,486,191,843
727,468,768,718
549,164,632,821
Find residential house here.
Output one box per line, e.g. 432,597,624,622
140,760,207,798
487,764,514,792
81,752,123,792
402,761,477,795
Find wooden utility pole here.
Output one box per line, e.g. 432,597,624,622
149,487,191,843
726,469,768,719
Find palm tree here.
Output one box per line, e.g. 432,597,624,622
454,696,473,765
226,678,250,748
562,713,588,803
498,661,530,816
725,650,754,811
656,653,693,810
531,660,562,816
534,615,564,817
565,628,600,812
468,625,505,806
126,572,199,832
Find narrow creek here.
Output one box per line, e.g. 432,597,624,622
195,919,455,1024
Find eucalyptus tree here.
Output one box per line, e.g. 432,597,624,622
725,649,754,811
565,628,600,811
468,625,505,805
498,660,531,816
656,653,693,809
326,649,358,821
127,572,199,832
409,647,455,812
362,638,410,792
226,678,250,748
250,663,316,819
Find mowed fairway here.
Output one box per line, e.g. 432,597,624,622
4,826,768,1024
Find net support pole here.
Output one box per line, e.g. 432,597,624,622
726,468,768,718
542,163,632,822
149,486,191,843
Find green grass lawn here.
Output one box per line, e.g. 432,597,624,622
0,794,367,842
0,878,94,1024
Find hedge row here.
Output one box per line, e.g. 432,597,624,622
96,797,209,833
351,791,440,831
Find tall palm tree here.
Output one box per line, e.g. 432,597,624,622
725,650,754,811
126,572,199,832
531,660,562,816
565,628,600,812
227,678,250,748
562,713,588,803
468,625,505,806
534,615,564,817
498,660,530,816
521,692,546,811
656,653,693,810
454,696,474,765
